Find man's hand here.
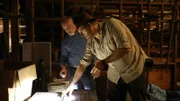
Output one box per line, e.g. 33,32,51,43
95,60,105,70
62,64,85,97
59,65,67,78
62,82,75,97
90,67,100,79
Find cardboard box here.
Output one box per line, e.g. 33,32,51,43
0,60,37,101
22,42,51,77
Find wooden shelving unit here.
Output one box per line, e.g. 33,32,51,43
1,0,180,90
27,0,180,90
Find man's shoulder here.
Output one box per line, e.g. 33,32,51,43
76,33,87,41
106,17,121,24
62,33,87,43
101,17,118,27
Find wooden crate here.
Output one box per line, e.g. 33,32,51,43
22,42,51,77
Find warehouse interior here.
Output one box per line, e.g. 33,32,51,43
0,0,180,101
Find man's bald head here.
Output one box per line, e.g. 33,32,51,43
61,16,77,36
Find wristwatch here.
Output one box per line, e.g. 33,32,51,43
101,60,106,65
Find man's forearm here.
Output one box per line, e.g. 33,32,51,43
104,48,130,64
72,64,86,84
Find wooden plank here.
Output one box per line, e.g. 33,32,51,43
0,9,7,15
166,0,176,77
141,41,170,46
96,0,99,18
173,0,179,90
119,0,122,20
51,0,55,56
11,0,19,61
91,0,94,16
61,0,64,40
3,0,11,60
138,0,143,44
160,0,164,58
142,48,174,53
152,57,180,65
147,0,151,55
52,0,54,17
25,0,34,42
148,68,171,90
35,0,180,9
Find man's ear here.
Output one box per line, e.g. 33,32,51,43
87,22,92,26
87,23,92,29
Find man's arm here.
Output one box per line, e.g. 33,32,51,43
59,42,69,77
59,64,67,78
95,48,130,70
103,48,130,64
62,63,86,96
71,64,86,84
60,46,68,66
96,18,131,70
62,40,94,96
105,18,132,64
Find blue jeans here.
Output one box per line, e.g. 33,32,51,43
68,66,94,90
147,83,167,101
